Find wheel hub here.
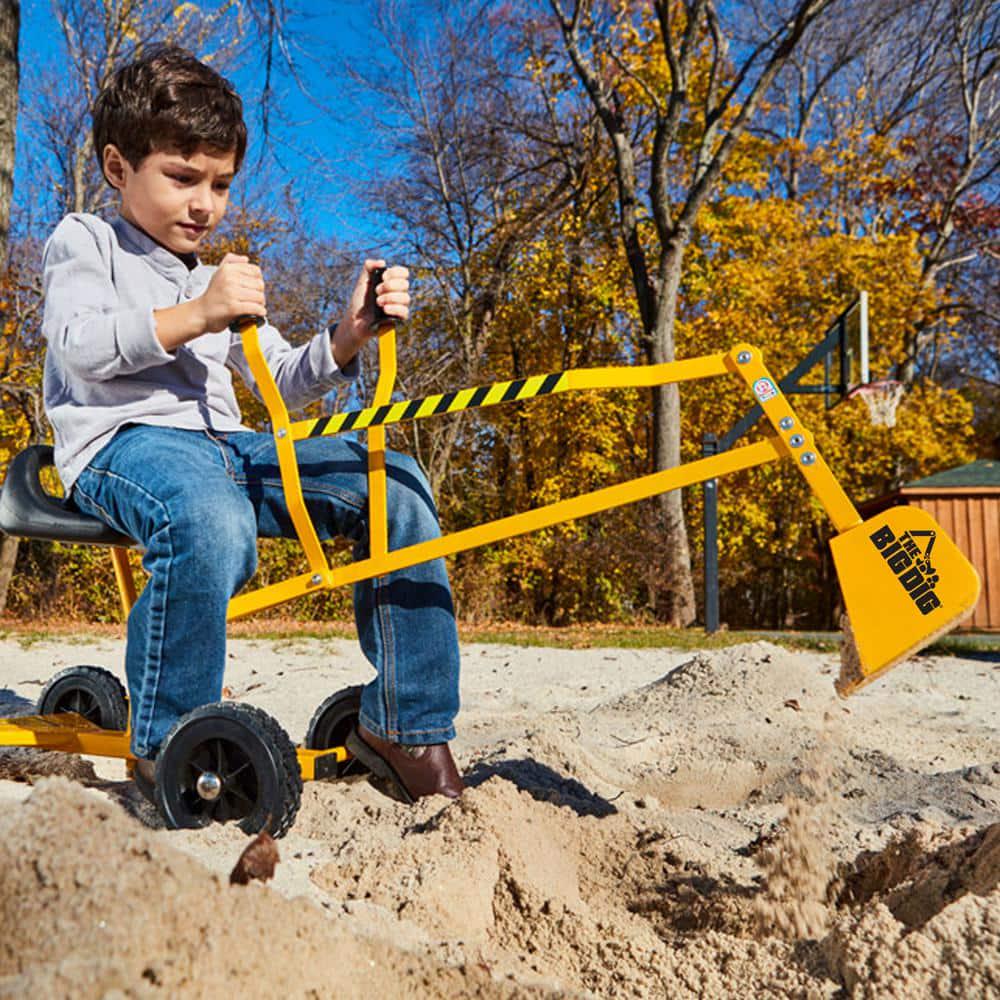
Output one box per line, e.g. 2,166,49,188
196,772,223,800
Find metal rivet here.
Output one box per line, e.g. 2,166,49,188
789,434,805,448
310,574,323,586
779,417,794,431
736,351,752,364
801,452,817,466
277,428,288,439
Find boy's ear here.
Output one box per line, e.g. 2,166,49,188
102,144,128,189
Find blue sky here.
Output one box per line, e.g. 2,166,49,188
14,0,404,253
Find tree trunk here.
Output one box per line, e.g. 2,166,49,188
0,535,18,616
650,240,696,626
0,0,20,617
0,0,18,264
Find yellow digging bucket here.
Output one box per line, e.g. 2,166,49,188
830,505,981,695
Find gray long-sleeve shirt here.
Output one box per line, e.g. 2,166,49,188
42,212,358,489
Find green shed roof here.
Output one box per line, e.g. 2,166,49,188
906,459,1000,489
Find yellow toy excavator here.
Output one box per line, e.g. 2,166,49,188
0,307,981,836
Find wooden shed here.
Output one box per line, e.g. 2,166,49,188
860,460,1000,631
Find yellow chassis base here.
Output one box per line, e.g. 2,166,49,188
0,713,345,781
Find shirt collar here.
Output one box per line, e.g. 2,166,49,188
112,214,203,281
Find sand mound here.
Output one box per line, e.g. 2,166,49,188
18,762,980,1000
823,892,1000,997
581,642,845,811
0,748,98,784
599,641,829,717
312,776,837,996
0,779,534,998
838,820,1000,928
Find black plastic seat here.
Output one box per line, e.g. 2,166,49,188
0,445,135,546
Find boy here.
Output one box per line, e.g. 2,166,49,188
41,44,464,803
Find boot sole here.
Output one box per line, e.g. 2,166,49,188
345,727,416,805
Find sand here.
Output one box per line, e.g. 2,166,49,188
0,633,997,997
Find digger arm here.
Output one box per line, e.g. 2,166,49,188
227,327,981,695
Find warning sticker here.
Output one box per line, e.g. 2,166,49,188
753,377,779,403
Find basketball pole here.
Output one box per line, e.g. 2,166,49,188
702,434,721,633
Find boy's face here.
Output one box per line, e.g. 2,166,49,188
102,143,236,255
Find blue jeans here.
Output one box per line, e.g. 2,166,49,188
72,425,461,758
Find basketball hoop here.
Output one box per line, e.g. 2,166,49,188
848,380,904,428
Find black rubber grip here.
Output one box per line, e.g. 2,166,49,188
229,314,266,333
370,267,393,330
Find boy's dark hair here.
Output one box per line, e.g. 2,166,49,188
93,44,247,184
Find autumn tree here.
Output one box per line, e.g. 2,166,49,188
543,0,845,625
680,188,975,626
760,0,998,391
343,0,602,504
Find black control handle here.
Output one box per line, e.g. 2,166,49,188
370,266,395,331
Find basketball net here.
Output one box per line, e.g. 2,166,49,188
850,380,905,428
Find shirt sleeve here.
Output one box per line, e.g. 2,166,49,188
41,214,176,381
226,319,360,412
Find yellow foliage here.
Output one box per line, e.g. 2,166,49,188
438,72,978,624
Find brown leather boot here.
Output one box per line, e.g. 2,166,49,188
130,757,156,803
346,724,465,804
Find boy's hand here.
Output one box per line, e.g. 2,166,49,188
198,253,268,332
330,260,410,369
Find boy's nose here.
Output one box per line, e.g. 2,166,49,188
189,185,214,216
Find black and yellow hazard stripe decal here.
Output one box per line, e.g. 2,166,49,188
300,372,568,439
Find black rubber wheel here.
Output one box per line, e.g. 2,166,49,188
36,665,129,730
154,702,302,838
304,684,369,778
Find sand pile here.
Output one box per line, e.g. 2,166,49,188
524,641,846,815
823,891,1000,997
0,778,533,999
837,821,1000,927
306,775,833,996
0,746,98,784
4,770,997,998
1,636,998,996
310,765,999,996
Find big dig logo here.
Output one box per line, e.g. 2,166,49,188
869,525,942,615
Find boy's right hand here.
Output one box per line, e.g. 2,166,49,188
198,253,268,332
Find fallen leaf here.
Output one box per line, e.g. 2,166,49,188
230,829,280,885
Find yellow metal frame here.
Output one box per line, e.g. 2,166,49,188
0,330,871,774
139,332,859,625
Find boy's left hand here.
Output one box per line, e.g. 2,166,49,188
330,260,410,369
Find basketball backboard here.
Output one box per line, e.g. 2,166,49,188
823,291,870,409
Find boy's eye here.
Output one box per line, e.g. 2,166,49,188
168,174,230,191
